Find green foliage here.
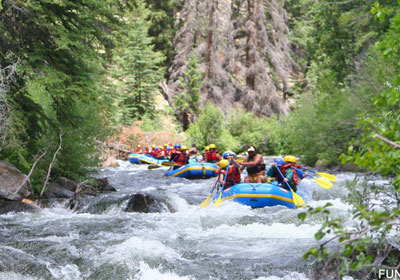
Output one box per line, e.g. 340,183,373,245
300,2,400,278
0,0,121,191
175,52,203,118
111,0,165,125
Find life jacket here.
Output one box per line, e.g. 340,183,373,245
174,152,189,165
135,148,142,153
232,165,241,183
189,148,197,155
206,150,219,163
281,164,302,185
220,168,236,187
246,155,266,174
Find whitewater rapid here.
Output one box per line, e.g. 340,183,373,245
0,159,359,280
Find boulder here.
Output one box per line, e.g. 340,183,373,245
0,161,33,201
103,157,120,168
0,199,39,214
43,179,76,199
76,177,116,196
125,193,164,213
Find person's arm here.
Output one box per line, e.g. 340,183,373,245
241,154,262,167
218,172,226,185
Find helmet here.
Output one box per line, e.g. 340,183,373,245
274,158,285,165
205,146,209,151
137,144,141,148
209,144,216,149
152,145,156,148
174,144,181,149
283,155,297,163
223,152,233,159
219,159,229,169
181,146,188,150
164,143,168,147
159,146,163,149
166,147,171,150
154,147,159,150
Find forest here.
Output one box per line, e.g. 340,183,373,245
0,0,399,278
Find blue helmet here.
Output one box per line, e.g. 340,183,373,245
154,147,159,151
166,147,171,150
174,144,181,149
274,158,285,165
223,152,233,159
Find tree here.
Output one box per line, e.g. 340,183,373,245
111,0,165,125
174,52,203,129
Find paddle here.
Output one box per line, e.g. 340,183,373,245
292,167,333,189
148,165,163,170
275,166,306,208
214,160,231,207
200,179,218,208
307,169,336,182
161,161,180,167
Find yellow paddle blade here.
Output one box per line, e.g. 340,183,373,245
161,162,176,166
316,172,337,182
314,177,333,189
291,190,306,208
200,194,212,208
236,158,246,162
148,165,162,170
214,192,223,207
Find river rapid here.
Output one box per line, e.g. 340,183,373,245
0,158,361,280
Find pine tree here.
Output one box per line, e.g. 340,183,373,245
174,52,203,129
112,0,165,124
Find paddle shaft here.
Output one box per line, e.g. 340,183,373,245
214,160,231,206
275,166,296,193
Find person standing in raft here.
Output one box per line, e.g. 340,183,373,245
171,145,189,168
134,144,143,154
239,146,267,183
280,156,307,192
204,144,221,163
211,159,237,192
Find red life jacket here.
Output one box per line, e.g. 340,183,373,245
206,150,219,162
232,166,241,183
220,168,235,187
281,164,302,185
174,152,188,165
135,148,142,153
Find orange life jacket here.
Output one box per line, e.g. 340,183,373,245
281,164,302,185
174,152,189,165
135,148,142,153
206,150,219,163
220,168,235,187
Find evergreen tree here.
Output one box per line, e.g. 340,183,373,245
111,0,165,125
174,52,203,129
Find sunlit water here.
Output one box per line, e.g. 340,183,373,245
0,158,364,280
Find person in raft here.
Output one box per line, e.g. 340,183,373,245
171,145,189,168
279,155,307,192
211,159,237,193
189,143,198,156
170,144,181,162
134,144,143,154
204,144,221,163
239,145,267,183
266,158,285,183
222,151,241,184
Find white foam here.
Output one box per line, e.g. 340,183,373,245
47,264,82,280
254,271,310,280
134,262,195,280
100,236,182,264
0,272,42,280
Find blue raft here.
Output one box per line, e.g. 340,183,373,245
215,182,298,209
164,163,218,179
128,154,168,165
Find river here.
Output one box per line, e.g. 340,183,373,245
0,158,360,280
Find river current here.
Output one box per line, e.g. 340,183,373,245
0,158,359,280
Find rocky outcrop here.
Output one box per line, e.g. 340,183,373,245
43,177,77,199
76,177,116,196
0,199,40,214
0,161,33,201
124,193,167,213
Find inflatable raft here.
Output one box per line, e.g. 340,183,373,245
214,182,298,209
128,154,168,165
164,163,218,179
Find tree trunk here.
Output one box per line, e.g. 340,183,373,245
203,0,215,104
